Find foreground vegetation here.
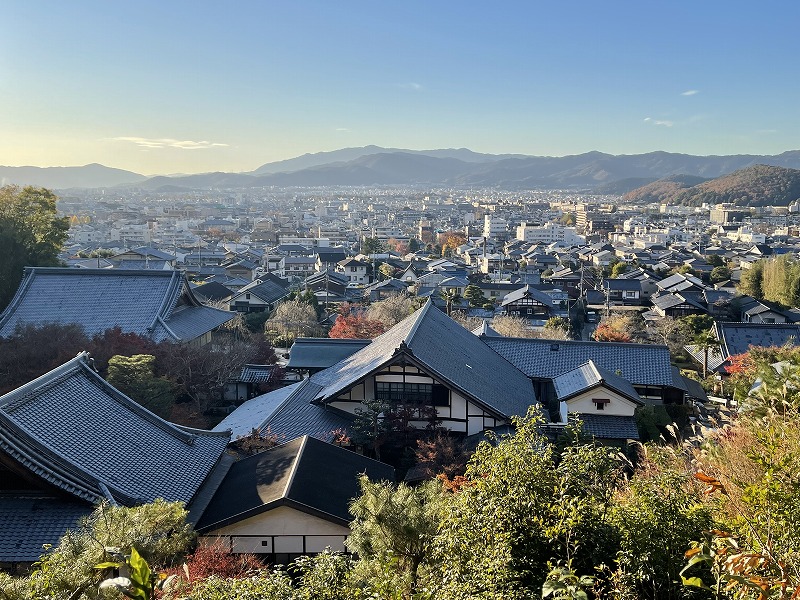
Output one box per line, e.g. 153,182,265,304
3,348,800,599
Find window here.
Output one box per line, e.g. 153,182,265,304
376,382,450,406
592,398,610,410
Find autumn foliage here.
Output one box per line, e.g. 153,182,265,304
328,303,386,339
591,322,633,343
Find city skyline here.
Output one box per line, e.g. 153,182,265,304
2,1,799,175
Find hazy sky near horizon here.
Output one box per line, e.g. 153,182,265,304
2,1,799,174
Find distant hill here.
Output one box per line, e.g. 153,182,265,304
623,165,800,207
674,165,800,207
250,146,524,175
0,164,146,189
594,177,658,195
622,174,710,204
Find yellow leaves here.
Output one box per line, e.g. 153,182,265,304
694,472,728,495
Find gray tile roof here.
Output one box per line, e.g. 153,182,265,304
0,268,234,342
196,435,394,532
286,338,373,370
213,381,304,439
0,496,91,562
233,278,291,304
578,414,640,440
311,301,537,419
483,337,674,386
553,360,642,404
263,380,355,443
0,353,230,506
716,322,800,359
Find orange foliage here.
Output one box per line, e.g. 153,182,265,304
591,322,633,343
329,305,386,339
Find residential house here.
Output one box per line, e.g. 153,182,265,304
336,258,370,285
501,285,568,320
603,278,642,306
229,277,291,314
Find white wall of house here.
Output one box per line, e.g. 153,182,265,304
562,386,639,421
328,363,504,436
202,505,350,554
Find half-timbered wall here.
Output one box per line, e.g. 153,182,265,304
327,362,503,436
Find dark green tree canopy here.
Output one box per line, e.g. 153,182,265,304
0,185,68,310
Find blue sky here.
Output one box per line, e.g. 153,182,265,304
2,1,799,174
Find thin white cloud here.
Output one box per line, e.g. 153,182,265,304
335,128,351,132
644,117,674,127
757,129,777,134
112,137,228,150
396,82,423,91
681,90,699,96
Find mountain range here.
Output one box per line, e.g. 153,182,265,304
4,147,800,191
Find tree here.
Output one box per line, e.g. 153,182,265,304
0,500,193,600
648,316,692,355
739,260,764,299
0,185,69,310
347,476,444,599
693,329,721,377
592,322,633,342
386,237,409,255
366,294,416,328
107,354,175,418
545,316,573,338
680,313,714,336
433,408,622,599
378,262,396,281
709,265,730,284
265,298,323,343
440,289,461,316
329,303,386,339
464,284,486,307
611,262,629,278
705,254,724,268
362,237,384,255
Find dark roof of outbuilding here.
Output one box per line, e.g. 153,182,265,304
578,414,640,440
287,338,373,370
196,435,394,532
715,322,800,358
0,353,231,506
311,301,537,418
483,337,674,386
0,496,91,562
0,268,234,342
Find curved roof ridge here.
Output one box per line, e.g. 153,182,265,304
0,267,38,333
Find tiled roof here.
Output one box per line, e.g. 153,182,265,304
233,278,290,304
311,301,537,419
716,322,800,358
287,338,373,370
263,380,355,443
0,496,91,562
553,360,642,404
213,381,305,439
484,337,674,386
578,414,640,440
238,364,278,383
196,436,394,532
0,353,230,506
0,268,234,342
